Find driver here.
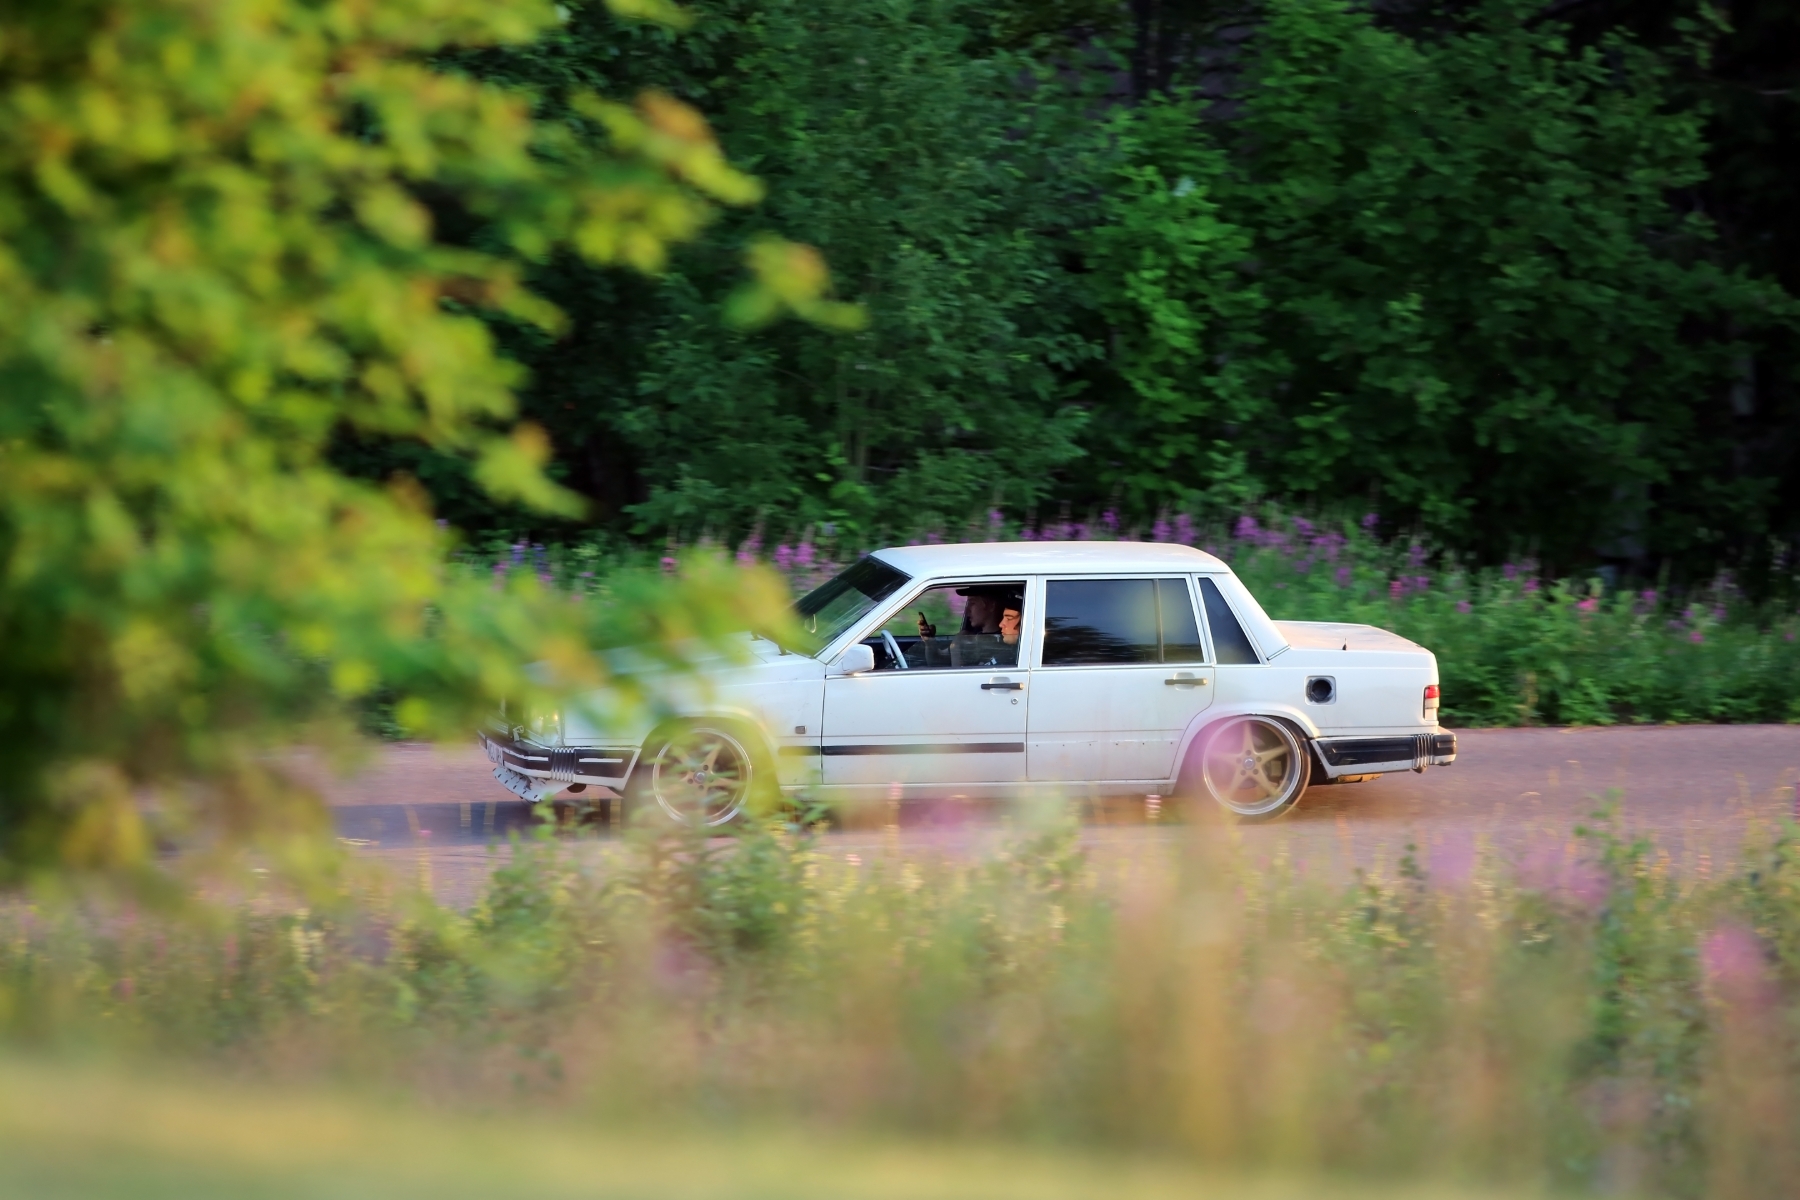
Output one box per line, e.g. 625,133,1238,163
918,586,1023,668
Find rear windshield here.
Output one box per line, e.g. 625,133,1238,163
791,556,910,656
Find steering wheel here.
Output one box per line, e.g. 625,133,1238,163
880,629,909,670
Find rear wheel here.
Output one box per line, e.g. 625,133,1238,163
625,722,769,828
1191,716,1308,821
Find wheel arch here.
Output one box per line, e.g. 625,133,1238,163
1173,702,1321,776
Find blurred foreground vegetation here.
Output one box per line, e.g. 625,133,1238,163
6,809,1800,1198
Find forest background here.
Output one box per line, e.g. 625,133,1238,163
334,0,1800,592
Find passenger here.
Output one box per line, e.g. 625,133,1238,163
915,586,1024,668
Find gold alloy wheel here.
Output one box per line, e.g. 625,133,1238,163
1199,716,1307,819
646,724,755,827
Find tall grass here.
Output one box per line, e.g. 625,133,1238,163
7,809,1800,1197
464,512,1800,727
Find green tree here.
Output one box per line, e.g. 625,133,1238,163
0,0,810,876
465,0,1107,540
1086,0,1795,571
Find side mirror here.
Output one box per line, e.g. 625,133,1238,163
831,643,876,677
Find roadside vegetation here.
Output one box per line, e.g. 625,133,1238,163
7,809,1800,1198
460,512,1800,728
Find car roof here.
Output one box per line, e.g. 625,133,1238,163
870,540,1229,578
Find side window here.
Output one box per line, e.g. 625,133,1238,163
1043,580,1160,665
1158,578,1207,663
873,581,1025,670
1198,576,1260,664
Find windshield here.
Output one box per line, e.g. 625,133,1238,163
791,556,910,656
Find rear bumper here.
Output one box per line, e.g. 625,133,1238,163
478,731,639,787
1313,730,1456,779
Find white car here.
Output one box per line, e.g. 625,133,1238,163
481,542,1456,824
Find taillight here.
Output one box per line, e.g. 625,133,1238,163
1423,684,1440,722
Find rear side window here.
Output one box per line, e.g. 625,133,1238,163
1042,579,1210,666
1198,577,1260,664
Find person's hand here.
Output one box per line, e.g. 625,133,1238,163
917,611,936,639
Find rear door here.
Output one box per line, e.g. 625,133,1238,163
1027,577,1215,784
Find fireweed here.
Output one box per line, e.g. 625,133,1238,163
463,513,1800,727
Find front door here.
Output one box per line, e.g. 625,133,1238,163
822,579,1031,788
1027,576,1216,784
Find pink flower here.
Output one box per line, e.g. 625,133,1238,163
660,556,677,574
1522,578,1539,594
773,543,793,570
1577,597,1597,613
1702,923,1774,1008
1689,629,1705,644
796,541,815,568
1389,579,1405,601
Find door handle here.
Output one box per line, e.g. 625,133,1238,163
1165,676,1208,687
981,681,1024,691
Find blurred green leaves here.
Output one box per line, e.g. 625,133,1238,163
0,0,817,876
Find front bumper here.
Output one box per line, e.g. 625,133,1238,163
1313,730,1457,779
478,731,639,791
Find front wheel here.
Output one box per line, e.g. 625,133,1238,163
625,722,768,828
1189,716,1309,821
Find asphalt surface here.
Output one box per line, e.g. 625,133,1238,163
323,726,1800,905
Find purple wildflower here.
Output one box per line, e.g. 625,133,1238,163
1389,579,1405,601
1101,509,1119,532
1456,600,1472,614
1335,566,1353,588
1577,597,1597,613
660,556,677,574
1151,518,1171,543
1021,528,1038,541
1360,512,1379,531
988,508,1004,534
1639,589,1658,610
511,542,526,565
1522,578,1540,594
1235,515,1260,541
774,544,793,570
1293,517,1315,538
1413,574,1430,591
1072,523,1090,541
1174,514,1195,544
1689,629,1705,644
796,541,815,569
1502,563,1517,582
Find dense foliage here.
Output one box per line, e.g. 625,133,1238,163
0,0,808,874
357,0,1798,586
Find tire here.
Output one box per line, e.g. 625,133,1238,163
624,721,774,828
1186,716,1309,822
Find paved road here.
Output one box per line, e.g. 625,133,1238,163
322,727,1800,904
